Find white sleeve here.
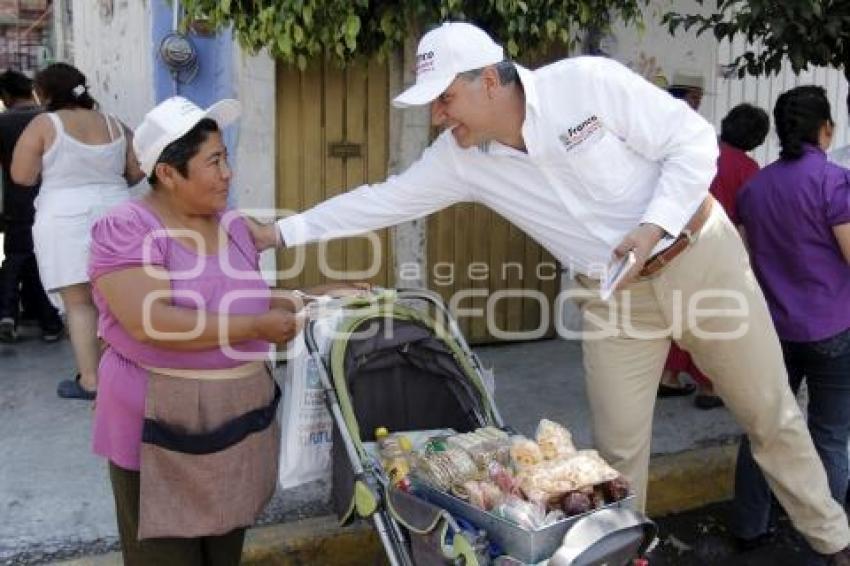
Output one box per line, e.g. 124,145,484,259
277,133,471,247
584,57,718,236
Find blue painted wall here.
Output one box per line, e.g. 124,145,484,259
152,1,234,105
151,1,238,202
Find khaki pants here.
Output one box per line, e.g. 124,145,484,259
576,207,850,554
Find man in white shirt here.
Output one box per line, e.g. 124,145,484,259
251,23,850,561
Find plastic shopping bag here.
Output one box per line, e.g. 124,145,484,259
278,310,342,489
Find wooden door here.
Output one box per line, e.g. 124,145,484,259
428,206,560,344
275,58,393,290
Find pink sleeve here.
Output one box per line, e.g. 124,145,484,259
222,210,261,271
88,202,166,281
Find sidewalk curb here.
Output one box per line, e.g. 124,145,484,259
646,440,738,517
54,442,738,565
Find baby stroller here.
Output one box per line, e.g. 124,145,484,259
302,289,657,565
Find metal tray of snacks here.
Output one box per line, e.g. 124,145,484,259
413,481,634,564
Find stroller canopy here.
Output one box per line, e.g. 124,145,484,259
329,304,497,450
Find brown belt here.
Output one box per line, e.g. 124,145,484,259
639,196,714,277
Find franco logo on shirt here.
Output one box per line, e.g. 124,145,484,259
559,115,603,152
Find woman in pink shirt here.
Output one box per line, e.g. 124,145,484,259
90,97,360,565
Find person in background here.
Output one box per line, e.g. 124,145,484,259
668,71,705,111
0,69,63,343
11,63,145,399
734,86,850,563
829,92,850,168
657,70,709,400
659,103,770,409
827,90,850,509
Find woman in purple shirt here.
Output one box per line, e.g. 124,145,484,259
733,86,850,560
90,97,363,565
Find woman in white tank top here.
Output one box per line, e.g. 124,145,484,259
12,63,145,399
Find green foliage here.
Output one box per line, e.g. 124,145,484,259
663,1,850,81
179,0,649,69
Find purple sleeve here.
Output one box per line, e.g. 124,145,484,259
826,168,850,227
88,202,166,281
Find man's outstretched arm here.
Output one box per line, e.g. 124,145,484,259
245,132,471,251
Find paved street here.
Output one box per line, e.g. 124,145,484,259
1,325,745,565
651,500,814,565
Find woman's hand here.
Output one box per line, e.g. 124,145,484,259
253,309,305,344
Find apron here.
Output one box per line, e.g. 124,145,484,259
138,360,280,540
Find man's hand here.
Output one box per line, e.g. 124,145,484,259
612,223,666,289
244,216,280,252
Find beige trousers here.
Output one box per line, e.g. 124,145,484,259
576,207,850,554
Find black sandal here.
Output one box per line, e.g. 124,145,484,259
695,393,724,410
57,374,96,400
657,382,696,397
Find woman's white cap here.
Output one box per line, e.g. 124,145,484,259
134,96,241,177
392,22,504,108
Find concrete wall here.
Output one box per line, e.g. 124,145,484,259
229,46,277,279
52,0,74,63
69,0,154,126
388,37,431,289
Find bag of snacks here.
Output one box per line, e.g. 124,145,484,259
517,450,621,501
414,448,478,491
509,436,543,469
535,419,577,460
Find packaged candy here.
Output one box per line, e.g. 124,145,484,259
477,426,510,443
414,453,453,491
480,481,504,510
414,448,479,491
493,496,546,530
455,480,504,511
487,461,519,496
455,480,486,510
425,436,448,453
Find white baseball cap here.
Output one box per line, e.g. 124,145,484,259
392,22,504,108
134,96,241,177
